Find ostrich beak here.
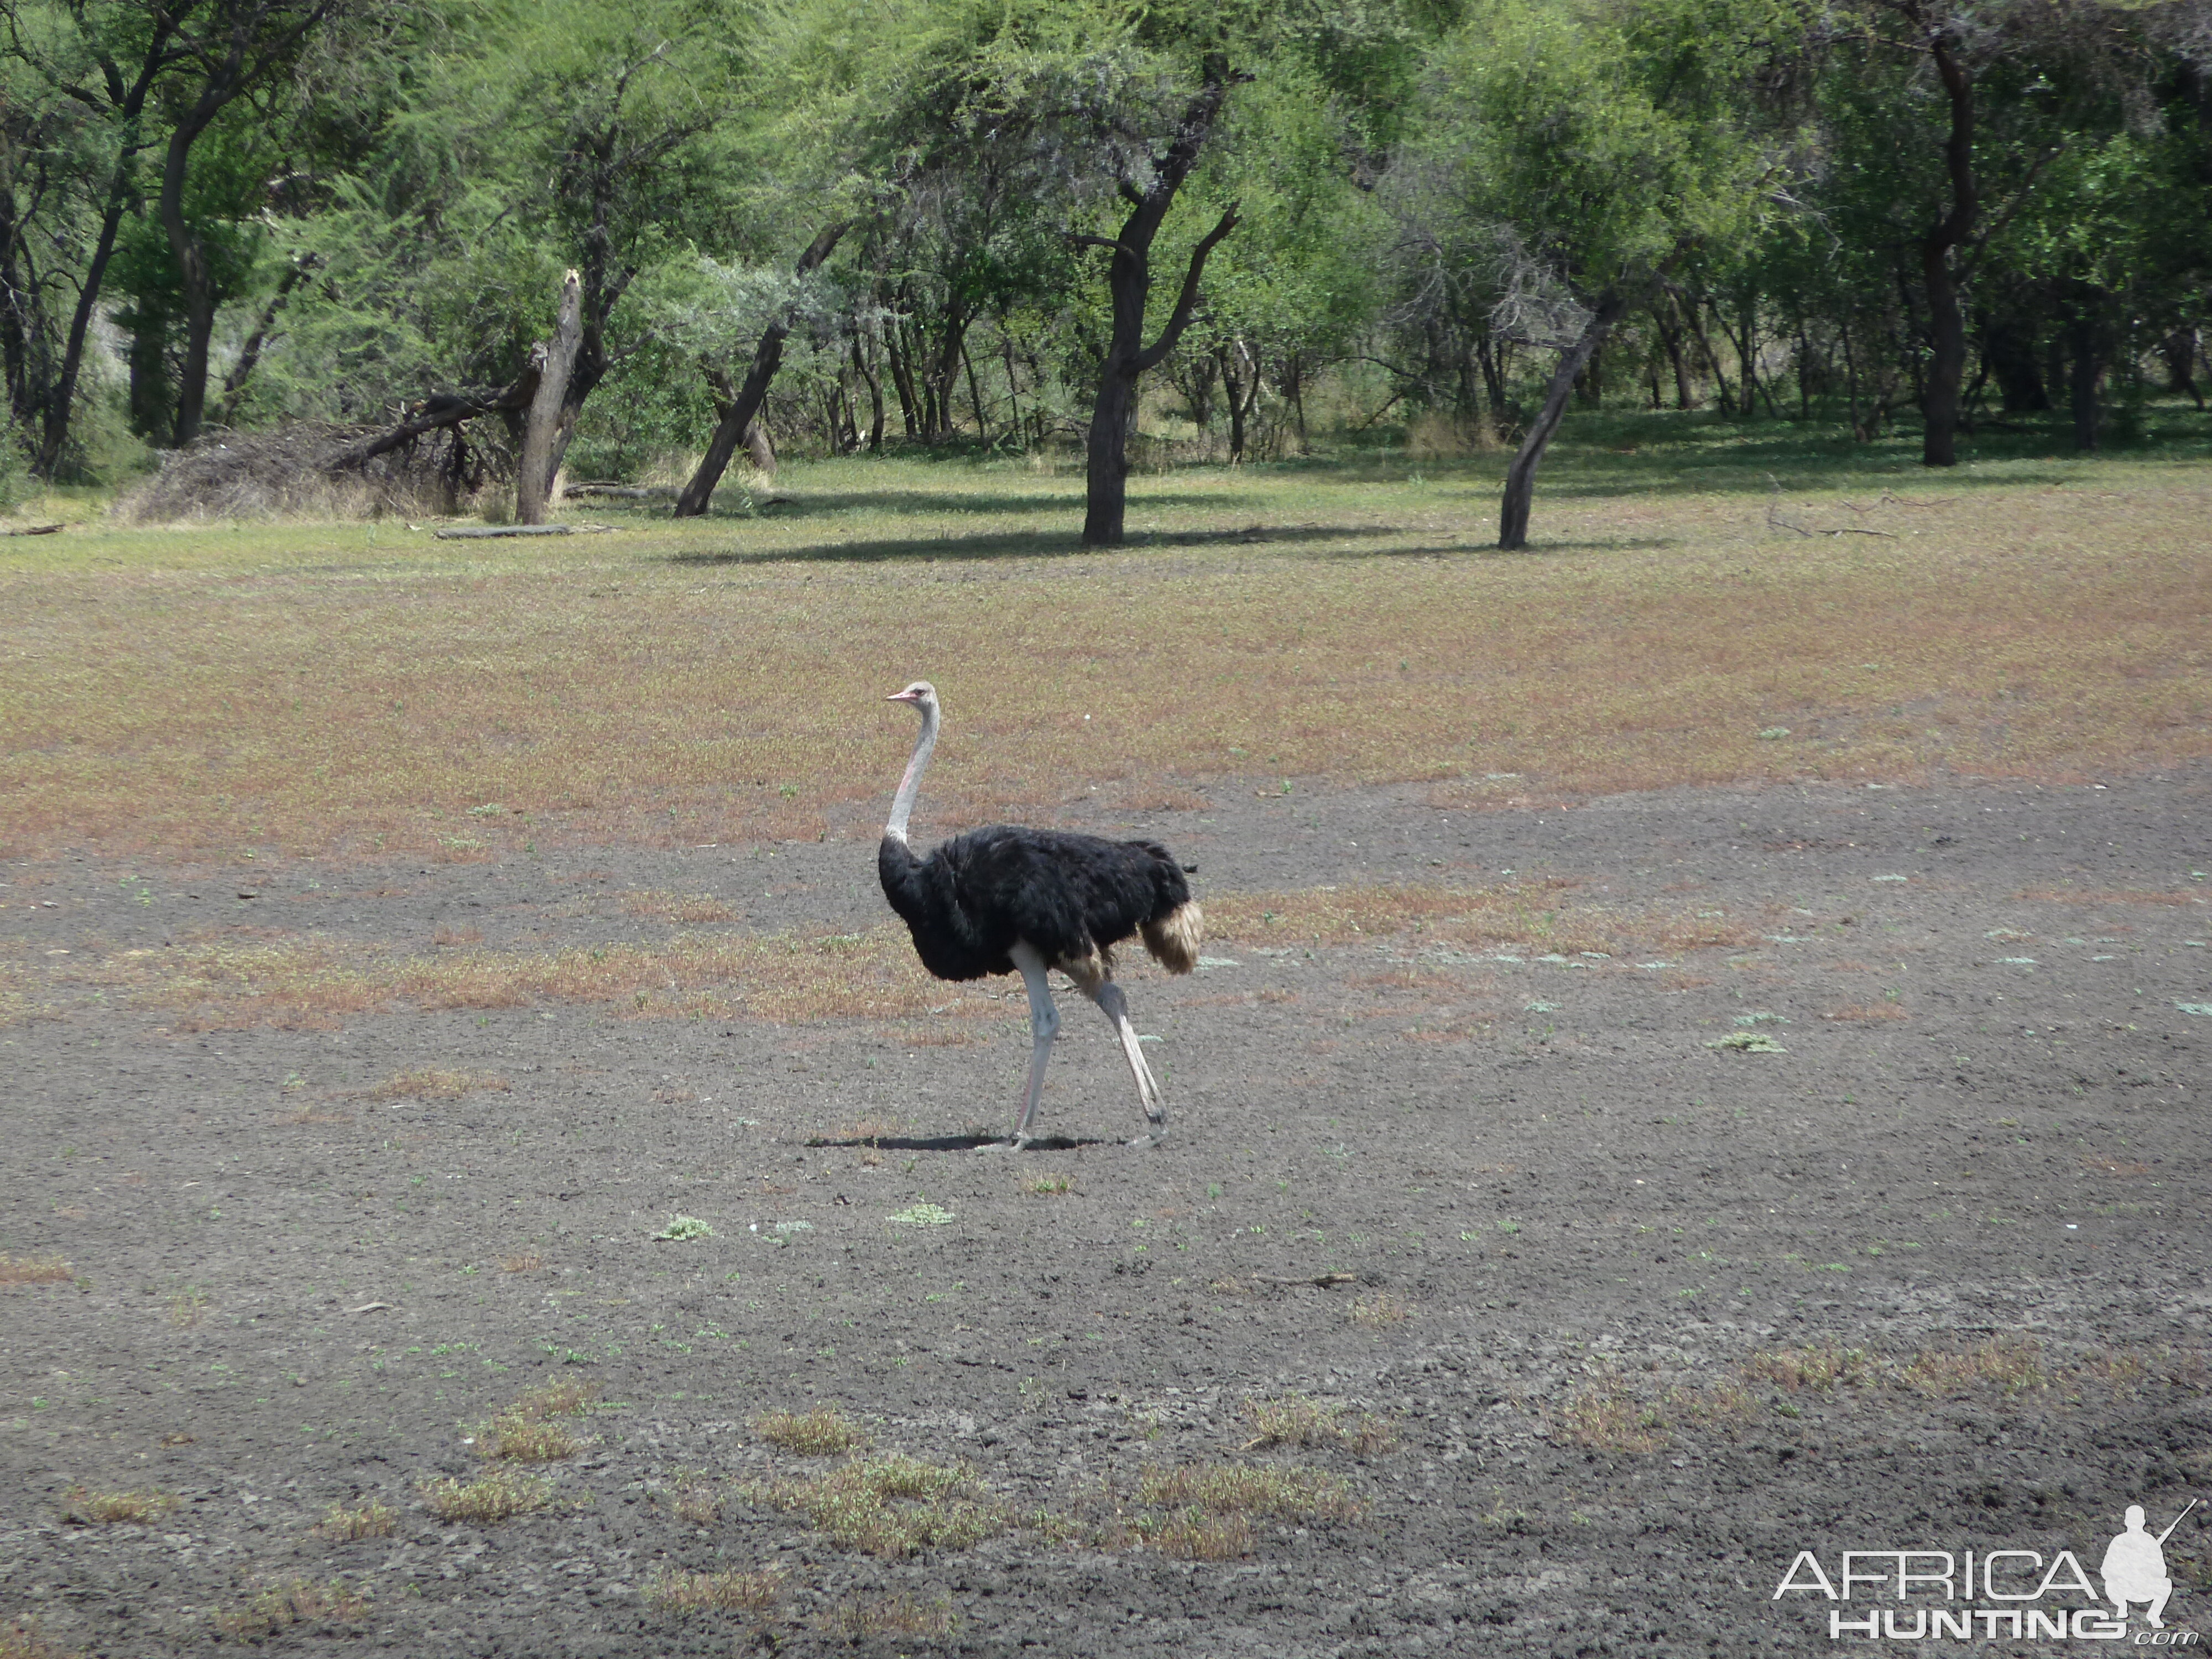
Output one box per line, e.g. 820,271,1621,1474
886,690,919,704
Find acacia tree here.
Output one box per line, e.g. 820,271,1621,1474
1422,0,1791,549
153,0,333,447
0,0,186,473
1072,57,1242,545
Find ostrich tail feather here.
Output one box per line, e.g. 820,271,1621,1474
1141,900,1203,975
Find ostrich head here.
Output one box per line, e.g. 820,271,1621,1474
887,680,937,711
884,681,940,842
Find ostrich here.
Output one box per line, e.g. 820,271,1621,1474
878,681,1202,1147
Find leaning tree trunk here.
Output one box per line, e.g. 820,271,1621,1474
1499,291,1626,552
674,221,848,518
517,270,583,525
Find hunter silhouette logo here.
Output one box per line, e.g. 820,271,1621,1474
1773,1499,2203,1643
2104,1502,2198,1631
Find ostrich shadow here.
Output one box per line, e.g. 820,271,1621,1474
804,1131,1104,1153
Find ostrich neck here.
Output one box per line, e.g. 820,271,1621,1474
885,702,939,843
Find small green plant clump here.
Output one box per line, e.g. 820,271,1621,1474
420,1468,553,1524
210,1578,371,1639
752,1405,868,1455
60,1485,176,1525
821,1592,956,1639
648,1566,781,1614
314,1499,397,1540
1242,1394,1399,1455
744,1455,1009,1557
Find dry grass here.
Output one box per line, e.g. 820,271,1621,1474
209,1577,372,1639
743,1455,1010,1557
1144,1509,1256,1560
2014,886,2201,906
752,1406,867,1455
475,1413,581,1462
819,1592,955,1639
1241,1394,1398,1455
648,1566,781,1614
166,1288,210,1327
366,1068,511,1100
1565,1338,2189,1455
1349,1291,1414,1327
1209,881,1757,958
0,1619,82,1659
1826,1001,1907,1022
1136,1463,1360,1521
60,1485,176,1524
39,923,956,1027
0,1252,71,1286
1558,1381,1671,1454
420,1468,554,1523
1743,1346,1882,1391
671,1474,722,1526
621,890,738,924
313,1499,397,1541
471,1380,597,1460
499,1252,544,1274
6,457,2206,864
1900,1338,2048,1397
512,1378,598,1418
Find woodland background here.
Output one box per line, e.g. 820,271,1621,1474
0,0,2205,518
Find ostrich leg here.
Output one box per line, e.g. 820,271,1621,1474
1065,962,1167,1147
1007,942,1060,1147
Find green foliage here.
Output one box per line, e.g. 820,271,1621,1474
0,0,2195,493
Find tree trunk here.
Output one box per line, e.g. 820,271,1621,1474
36,153,138,477
1841,316,1864,440
1499,291,1625,552
1985,315,2049,411
517,270,583,524
1653,305,1692,409
2068,308,2100,452
961,338,988,444
1919,27,1976,468
884,310,919,437
673,221,848,518
1675,291,1733,414
857,336,885,450
1216,345,1246,462
744,418,776,474
2163,328,2204,409
1078,65,1241,546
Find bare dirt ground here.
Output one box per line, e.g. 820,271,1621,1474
3,768,2209,1656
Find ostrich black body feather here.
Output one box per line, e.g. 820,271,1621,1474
879,826,1192,982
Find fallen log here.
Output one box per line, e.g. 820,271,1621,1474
1,523,65,536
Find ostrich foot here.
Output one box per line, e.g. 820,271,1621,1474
1126,1128,1166,1149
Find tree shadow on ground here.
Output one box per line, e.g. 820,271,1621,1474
663,522,1403,566
739,488,1230,518
1290,537,1683,560
1316,405,2212,500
